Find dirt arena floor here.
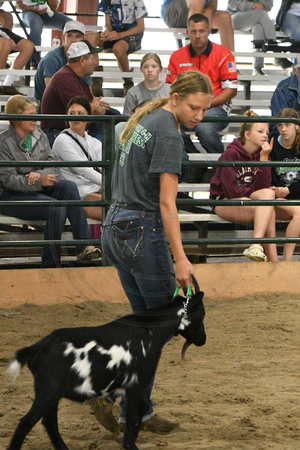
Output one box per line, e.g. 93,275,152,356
0,263,299,449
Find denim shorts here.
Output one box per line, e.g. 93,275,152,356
101,202,177,313
103,32,143,54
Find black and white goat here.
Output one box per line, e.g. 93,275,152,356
7,289,206,450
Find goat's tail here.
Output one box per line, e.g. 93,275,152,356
7,346,35,384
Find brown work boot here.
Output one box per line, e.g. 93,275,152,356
88,398,119,433
77,245,101,262
119,414,179,434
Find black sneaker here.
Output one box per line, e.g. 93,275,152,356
274,58,294,69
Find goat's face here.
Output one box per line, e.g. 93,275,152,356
178,296,206,358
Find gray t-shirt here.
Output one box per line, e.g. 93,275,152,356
112,108,183,212
123,82,170,116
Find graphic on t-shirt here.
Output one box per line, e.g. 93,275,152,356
119,124,152,166
276,157,300,185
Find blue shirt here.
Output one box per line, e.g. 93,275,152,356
270,74,300,138
99,0,147,32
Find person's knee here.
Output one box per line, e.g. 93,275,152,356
195,121,223,140
213,10,232,27
113,42,129,58
17,39,35,54
57,179,81,199
0,38,12,55
261,188,276,200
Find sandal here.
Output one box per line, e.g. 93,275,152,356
243,244,268,262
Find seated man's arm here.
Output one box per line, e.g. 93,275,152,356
44,76,51,86
210,87,237,108
270,85,287,118
165,53,178,84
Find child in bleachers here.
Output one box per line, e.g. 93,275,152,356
210,110,278,262
97,0,148,95
123,53,170,116
270,107,300,260
0,27,34,95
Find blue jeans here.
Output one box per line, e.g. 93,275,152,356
102,202,176,313
22,11,71,65
0,180,91,268
182,106,227,153
282,13,300,41
101,202,177,420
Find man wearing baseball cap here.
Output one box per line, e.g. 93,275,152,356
41,39,119,146
35,20,89,108
270,54,300,138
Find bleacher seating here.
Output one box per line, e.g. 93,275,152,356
0,7,299,266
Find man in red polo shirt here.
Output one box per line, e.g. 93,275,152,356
166,13,237,153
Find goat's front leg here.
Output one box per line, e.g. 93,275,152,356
122,389,143,450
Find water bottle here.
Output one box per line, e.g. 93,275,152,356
52,36,60,47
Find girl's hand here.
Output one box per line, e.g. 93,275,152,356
274,186,289,198
175,257,195,289
260,138,273,161
25,172,41,186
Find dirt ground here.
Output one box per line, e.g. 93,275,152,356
1,289,299,449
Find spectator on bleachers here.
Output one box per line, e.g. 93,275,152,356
166,13,237,154
275,0,300,68
227,0,277,75
0,2,13,29
41,40,120,147
34,20,90,110
97,0,148,95
15,0,72,68
0,27,34,95
0,95,101,268
276,0,300,41
270,54,300,138
210,109,278,262
53,97,102,221
161,0,235,52
270,107,300,261
123,53,170,116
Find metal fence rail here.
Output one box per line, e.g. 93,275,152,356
0,114,300,263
